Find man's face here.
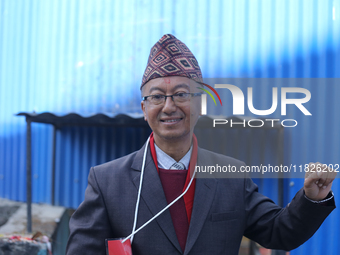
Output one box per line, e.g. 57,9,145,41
141,76,201,143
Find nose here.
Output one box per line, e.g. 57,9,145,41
162,96,177,114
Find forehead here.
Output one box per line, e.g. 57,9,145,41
142,76,199,94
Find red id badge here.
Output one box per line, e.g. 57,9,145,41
105,238,132,255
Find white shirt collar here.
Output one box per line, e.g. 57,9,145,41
154,143,192,170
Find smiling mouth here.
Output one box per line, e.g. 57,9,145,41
160,118,183,123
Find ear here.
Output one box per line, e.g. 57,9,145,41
141,101,147,121
198,97,202,116
199,93,204,116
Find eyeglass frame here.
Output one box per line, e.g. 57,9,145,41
142,92,202,105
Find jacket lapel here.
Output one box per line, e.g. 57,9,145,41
184,148,217,255
131,143,182,253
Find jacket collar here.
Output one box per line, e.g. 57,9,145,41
184,148,217,255
131,142,183,252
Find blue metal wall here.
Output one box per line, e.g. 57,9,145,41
1,0,339,254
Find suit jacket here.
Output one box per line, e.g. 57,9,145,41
66,142,335,255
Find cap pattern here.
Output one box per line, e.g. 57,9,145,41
141,34,203,88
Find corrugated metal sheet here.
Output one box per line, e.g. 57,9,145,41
1,0,340,254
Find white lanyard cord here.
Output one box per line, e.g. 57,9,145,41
122,137,196,244
129,136,150,244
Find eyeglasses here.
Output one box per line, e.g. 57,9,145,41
142,92,202,105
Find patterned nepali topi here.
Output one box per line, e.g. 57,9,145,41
141,34,203,89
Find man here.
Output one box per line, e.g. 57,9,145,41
66,34,336,255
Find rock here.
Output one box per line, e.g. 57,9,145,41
0,206,20,227
0,240,47,255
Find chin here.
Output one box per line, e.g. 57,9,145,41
157,131,190,141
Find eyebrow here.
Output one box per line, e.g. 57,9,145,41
148,83,191,94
